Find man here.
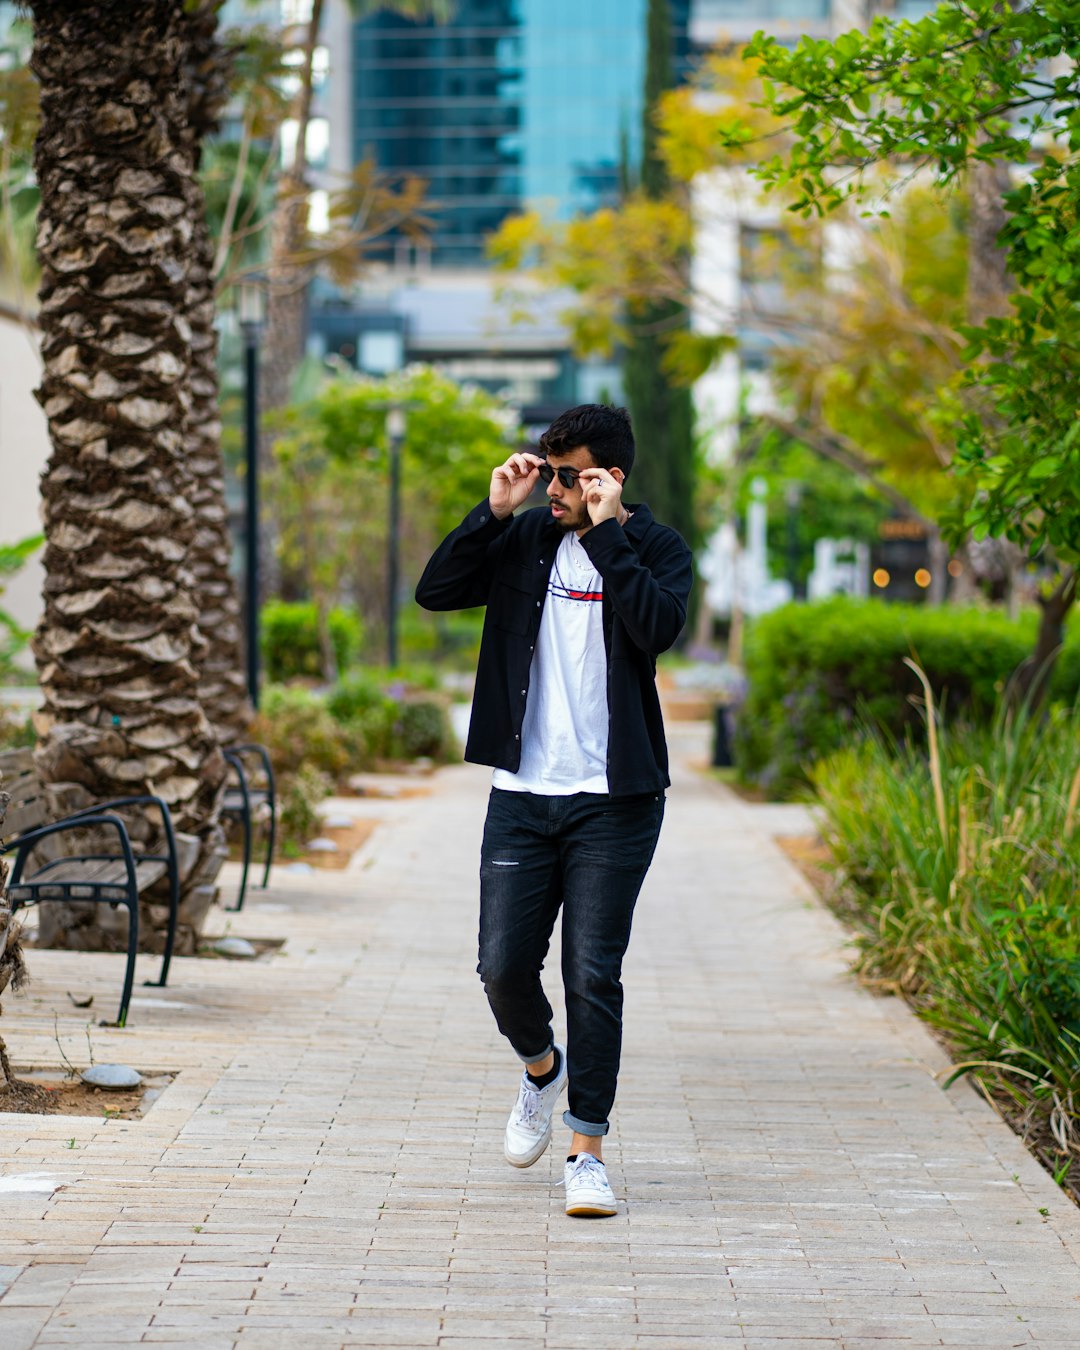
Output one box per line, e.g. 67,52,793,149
416,404,692,1217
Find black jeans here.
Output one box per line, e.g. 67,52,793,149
477,787,665,1136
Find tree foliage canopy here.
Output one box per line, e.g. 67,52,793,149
747,0,1080,562
268,366,517,649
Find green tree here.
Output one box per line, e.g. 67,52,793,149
621,0,696,552
489,50,962,556
745,0,1080,697
268,366,516,675
733,429,889,593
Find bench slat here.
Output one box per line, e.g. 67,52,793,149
1,799,52,837
23,857,166,888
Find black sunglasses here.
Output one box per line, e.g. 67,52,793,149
536,463,584,489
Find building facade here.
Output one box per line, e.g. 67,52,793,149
306,2,692,420
352,0,692,268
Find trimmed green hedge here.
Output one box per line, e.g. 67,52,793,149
260,601,363,682
735,598,1080,797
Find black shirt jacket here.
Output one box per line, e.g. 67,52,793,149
415,498,694,796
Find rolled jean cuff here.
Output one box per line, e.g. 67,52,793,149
563,1108,609,1136
515,1041,554,1067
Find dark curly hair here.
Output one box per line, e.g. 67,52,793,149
538,404,635,479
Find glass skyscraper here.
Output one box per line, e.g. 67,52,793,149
352,0,691,266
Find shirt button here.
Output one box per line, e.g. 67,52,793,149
479,513,488,522
536,600,541,607
520,689,526,696
514,734,520,741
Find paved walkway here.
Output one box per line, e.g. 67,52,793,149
2,725,1079,1349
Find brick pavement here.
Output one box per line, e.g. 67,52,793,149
1,724,1079,1348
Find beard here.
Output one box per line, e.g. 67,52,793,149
552,501,589,531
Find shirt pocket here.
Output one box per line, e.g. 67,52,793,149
488,562,534,636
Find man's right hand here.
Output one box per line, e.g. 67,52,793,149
489,451,544,520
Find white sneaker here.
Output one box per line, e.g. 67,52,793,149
503,1044,567,1168
564,1153,618,1217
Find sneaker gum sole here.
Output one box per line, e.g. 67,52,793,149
565,1199,618,1217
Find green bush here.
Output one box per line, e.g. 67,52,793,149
252,685,352,780
813,703,1080,1181
255,679,458,786
392,699,455,761
325,670,392,723
278,765,333,852
0,706,34,750
397,602,484,669
735,598,1080,797
260,601,363,682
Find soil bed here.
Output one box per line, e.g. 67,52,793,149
0,1068,174,1119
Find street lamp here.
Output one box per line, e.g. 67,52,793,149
237,278,266,709
385,405,406,669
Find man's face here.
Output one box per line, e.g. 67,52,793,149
545,445,600,532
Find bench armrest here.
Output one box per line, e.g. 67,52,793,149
63,795,179,871
230,744,276,799
2,813,139,893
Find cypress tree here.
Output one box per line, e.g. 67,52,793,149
623,0,695,550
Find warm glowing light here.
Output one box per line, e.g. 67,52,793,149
872,568,890,588
947,559,964,577
915,568,932,589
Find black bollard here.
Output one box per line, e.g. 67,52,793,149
712,704,733,768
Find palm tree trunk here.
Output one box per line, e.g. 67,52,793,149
30,0,226,948
182,1,252,745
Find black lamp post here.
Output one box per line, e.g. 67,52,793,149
385,405,405,668
237,278,265,709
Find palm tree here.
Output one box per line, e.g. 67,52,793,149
29,0,227,942
182,0,251,746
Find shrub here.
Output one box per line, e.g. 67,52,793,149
0,707,34,750
813,699,1080,1185
254,679,458,785
397,602,484,670
251,685,352,780
278,765,332,853
325,670,391,723
735,598,1080,797
260,601,363,682
392,699,455,761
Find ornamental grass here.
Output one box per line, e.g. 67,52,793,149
813,667,1080,1196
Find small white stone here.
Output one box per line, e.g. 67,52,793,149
213,937,257,960
284,861,315,876
305,837,339,853
81,1064,142,1090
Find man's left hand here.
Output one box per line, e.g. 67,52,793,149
580,469,627,528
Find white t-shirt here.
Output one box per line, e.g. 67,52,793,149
492,531,609,795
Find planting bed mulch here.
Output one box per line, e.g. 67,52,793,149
777,832,1080,1208
0,1068,174,1119
300,816,378,870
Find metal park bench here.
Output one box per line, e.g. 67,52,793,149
221,743,276,912
0,749,180,1027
